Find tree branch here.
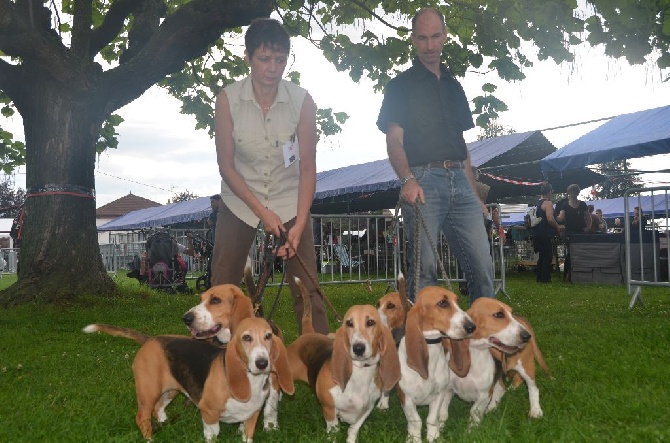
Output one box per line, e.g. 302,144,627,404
71,0,93,59
98,0,274,113
88,0,145,56
0,1,73,82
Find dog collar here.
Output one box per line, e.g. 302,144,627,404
424,337,443,345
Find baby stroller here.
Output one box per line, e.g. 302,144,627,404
145,230,190,293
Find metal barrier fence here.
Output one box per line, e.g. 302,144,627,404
100,207,508,298
624,187,670,308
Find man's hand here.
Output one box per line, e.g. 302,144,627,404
401,179,424,205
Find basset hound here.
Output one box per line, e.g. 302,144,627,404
83,316,294,442
285,303,401,443
377,272,411,332
396,286,475,443
182,270,286,431
376,272,410,409
442,298,551,427
182,283,254,344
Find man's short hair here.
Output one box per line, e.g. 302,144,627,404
411,7,446,33
210,194,221,201
566,184,580,195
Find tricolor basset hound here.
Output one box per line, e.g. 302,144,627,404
442,298,551,427
182,271,286,431
286,303,401,443
396,286,475,443
83,316,294,442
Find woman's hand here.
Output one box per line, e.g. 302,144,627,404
260,208,286,238
277,223,304,260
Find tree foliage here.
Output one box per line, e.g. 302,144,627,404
168,189,199,204
477,118,516,141
0,175,25,218
591,160,643,199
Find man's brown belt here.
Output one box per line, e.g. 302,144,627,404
424,160,465,169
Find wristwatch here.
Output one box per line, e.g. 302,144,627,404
400,174,416,186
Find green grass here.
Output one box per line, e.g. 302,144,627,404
1,272,669,442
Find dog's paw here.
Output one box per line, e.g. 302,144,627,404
529,407,544,419
376,396,390,410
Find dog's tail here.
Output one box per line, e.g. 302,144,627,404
294,277,314,335
397,272,411,311
243,258,256,297
83,324,150,344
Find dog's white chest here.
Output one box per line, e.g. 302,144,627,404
219,374,269,423
329,365,380,424
398,339,450,405
449,347,495,402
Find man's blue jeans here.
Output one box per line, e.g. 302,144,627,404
401,166,495,304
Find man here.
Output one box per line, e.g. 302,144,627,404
376,7,494,303
208,194,221,243
595,208,607,232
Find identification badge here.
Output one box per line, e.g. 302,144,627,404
283,134,298,168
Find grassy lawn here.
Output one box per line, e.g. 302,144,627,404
1,271,669,442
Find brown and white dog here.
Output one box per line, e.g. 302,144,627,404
83,317,294,442
442,298,551,427
376,272,410,409
377,272,411,332
284,295,400,443
396,286,475,443
182,283,254,344
182,269,286,431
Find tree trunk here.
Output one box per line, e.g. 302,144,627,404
0,78,117,306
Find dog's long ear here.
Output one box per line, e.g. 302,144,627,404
230,286,254,332
404,307,429,380
444,338,471,378
225,337,251,402
331,325,353,389
488,348,507,372
378,325,401,391
270,335,295,395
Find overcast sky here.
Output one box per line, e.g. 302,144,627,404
3,32,669,208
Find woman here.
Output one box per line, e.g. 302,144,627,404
532,183,561,283
556,183,591,282
211,18,329,334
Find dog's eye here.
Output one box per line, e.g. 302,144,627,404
242,334,252,342
494,311,505,319
366,318,376,327
209,297,221,305
437,299,450,308
346,319,353,327
387,302,396,309
264,332,273,340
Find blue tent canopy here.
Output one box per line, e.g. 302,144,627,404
98,196,211,231
541,105,670,172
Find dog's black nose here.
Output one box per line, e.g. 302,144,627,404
465,320,476,334
255,358,269,370
520,330,531,343
182,312,194,326
352,342,366,356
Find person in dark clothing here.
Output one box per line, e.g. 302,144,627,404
376,7,494,304
532,183,561,283
556,183,591,282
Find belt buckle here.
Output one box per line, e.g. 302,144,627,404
442,160,450,169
